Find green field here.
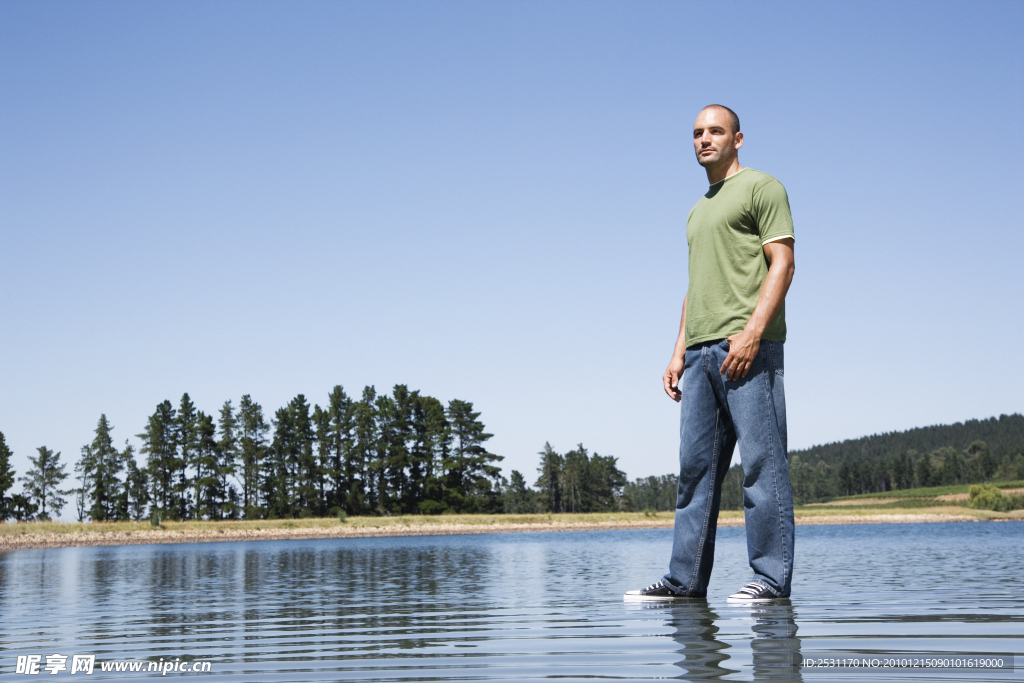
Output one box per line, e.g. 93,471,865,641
826,480,1024,501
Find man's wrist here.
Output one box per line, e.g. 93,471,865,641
741,324,763,342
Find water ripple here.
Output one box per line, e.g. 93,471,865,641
1,522,1021,681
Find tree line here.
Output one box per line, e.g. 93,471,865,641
0,406,636,522
0,385,504,522
4,405,1021,521
623,437,1024,511
790,413,1024,468
502,443,628,514
787,439,1024,503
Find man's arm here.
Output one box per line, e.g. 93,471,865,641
663,296,687,402
720,238,795,381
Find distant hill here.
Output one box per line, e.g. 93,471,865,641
625,413,1024,508
792,413,1024,466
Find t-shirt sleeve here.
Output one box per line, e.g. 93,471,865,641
752,178,795,244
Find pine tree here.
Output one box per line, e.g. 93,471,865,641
123,443,150,521
22,446,70,520
237,395,268,518
112,443,129,521
445,399,502,512
74,486,87,522
503,470,534,513
562,445,589,513
788,455,811,504
375,387,416,514
289,395,318,516
967,441,996,482
371,393,396,514
193,411,219,519
405,398,426,510
587,452,627,511
837,461,852,495
10,493,38,521
914,453,934,488
893,452,914,490
321,385,355,514
412,395,449,514
75,415,124,521
0,431,15,521
216,400,240,520
624,474,679,511
313,405,331,512
392,386,418,513
175,393,198,519
138,400,178,517
353,386,378,514
267,404,297,518
535,442,563,513
871,457,890,492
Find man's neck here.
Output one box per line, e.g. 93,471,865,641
705,158,744,185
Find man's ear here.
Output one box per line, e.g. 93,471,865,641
733,131,744,150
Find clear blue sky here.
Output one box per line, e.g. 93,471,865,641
2,1,1022,494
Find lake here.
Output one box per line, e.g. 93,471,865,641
1,522,1020,681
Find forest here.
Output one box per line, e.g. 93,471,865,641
0,386,505,522
791,414,1024,467
624,413,1024,509
0,385,632,522
1,399,1022,521
784,413,1024,503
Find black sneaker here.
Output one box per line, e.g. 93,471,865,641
726,582,782,603
623,580,690,602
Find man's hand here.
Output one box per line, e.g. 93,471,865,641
663,356,684,402
720,328,759,381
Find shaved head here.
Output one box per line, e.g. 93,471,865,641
701,104,740,134
692,105,744,182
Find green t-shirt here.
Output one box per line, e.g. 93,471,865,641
685,168,794,347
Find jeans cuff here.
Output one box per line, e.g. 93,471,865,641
663,577,706,597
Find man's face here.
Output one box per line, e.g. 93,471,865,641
692,107,742,168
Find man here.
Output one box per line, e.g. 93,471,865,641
625,104,796,603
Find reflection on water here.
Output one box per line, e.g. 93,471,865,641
0,522,1020,681
667,601,737,679
639,599,801,680
748,602,801,681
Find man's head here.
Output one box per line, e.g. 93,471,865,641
693,104,743,172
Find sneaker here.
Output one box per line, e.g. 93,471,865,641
623,580,690,602
726,582,782,603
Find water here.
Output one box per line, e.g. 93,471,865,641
1,522,1021,681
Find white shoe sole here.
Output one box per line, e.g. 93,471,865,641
623,591,692,602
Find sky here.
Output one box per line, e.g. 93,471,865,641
2,0,1022,504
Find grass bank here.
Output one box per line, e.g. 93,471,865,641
822,480,1024,501
0,512,678,550
1,511,677,538
1,505,1020,551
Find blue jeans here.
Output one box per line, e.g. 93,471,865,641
663,339,795,597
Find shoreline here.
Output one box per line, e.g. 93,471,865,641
2,510,1019,551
